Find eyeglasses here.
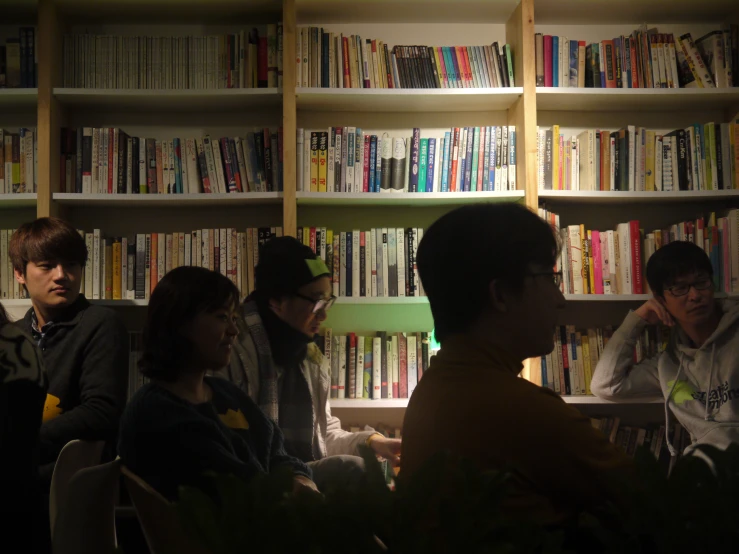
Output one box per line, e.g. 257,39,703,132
664,279,714,297
527,271,563,287
294,293,337,313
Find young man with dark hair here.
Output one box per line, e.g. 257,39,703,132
592,241,739,455
223,236,401,491
402,204,630,525
10,217,129,485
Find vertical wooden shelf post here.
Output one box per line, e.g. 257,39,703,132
506,0,537,212
282,0,298,237
36,0,63,219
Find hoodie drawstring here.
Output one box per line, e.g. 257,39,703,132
665,354,684,457
703,344,717,422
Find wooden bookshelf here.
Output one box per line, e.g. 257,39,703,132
0,88,39,110
539,190,739,204
297,191,524,206
533,0,738,24
0,193,37,208
53,192,283,207
329,396,662,409
53,88,282,113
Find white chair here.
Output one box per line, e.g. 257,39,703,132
51,459,120,554
48,439,105,537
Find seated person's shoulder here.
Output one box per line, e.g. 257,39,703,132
0,323,45,386
81,303,127,331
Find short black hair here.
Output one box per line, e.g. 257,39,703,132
140,266,240,381
255,236,327,301
646,241,714,297
417,203,559,344
9,217,88,274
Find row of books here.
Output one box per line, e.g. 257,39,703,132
62,27,282,89
537,324,668,396
0,230,26,300
537,121,739,192
297,28,515,89
298,126,517,193
316,329,432,400
589,416,691,474
59,128,283,195
0,28,35,88
67,227,283,302
535,27,738,89
0,129,36,194
297,227,425,299
539,208,739,295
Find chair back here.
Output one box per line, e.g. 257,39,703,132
49,439,105,535
51,459,120,554
121,466,211,554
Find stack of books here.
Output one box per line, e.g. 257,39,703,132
297,226,425,298
60,128,283,194
298,126,516,193
317,329,432,400
0,128,37,194
0,229,27,300
0,28,36,88
62,26,282,89
535,26,738,88
297,28,514,89
76,227,282,301
539,208,739,295
537,121,739,191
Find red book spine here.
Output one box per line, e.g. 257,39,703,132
453,47,467,88
258,37,268,87
629,37,640,88
220,138,236,192
603,40,617,88
450,127,460,191
363,136,370,192
342,37,351,88
630,220,643,294
108,128,114,193
310,227,317,254
398,333,408,398
348,333,356,399
544,35,553,87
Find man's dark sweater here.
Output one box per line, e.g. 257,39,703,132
16,295,129,482
118,376,312,501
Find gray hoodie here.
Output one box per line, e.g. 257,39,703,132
591,299,739,456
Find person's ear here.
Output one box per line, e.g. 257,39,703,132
488,279,508,313
13,268,26,286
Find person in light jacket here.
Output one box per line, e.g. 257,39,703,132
591,241,739,457
223,237,401,491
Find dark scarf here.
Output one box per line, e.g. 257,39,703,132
243,297,316,462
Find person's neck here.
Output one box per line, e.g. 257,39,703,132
680,306,722,348
258,302,312,367
32,302,62,329
466,319,525,365
156,370,210,404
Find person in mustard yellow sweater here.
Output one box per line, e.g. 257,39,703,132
402,204,631,526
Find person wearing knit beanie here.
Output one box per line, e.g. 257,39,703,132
223,236,401,491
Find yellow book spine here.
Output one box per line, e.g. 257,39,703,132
552,124,560,190
645,130,656,191
587,229,595,294
310,132,319,192
318,132,328,193
581,335,592,395
112,241,122,300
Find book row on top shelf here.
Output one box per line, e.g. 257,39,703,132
535,25,739,89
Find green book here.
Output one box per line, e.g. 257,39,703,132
471,127,480,191
418,138,428,192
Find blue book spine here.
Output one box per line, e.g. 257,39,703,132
374,135,382,192
427,138,436,192
173,138,183,194
552,36,559,87
482,126,491,191
443,47,456,87
418,138,428,192
625,37,632,88
441,132,451,192
489,126,497,188
346,231,353,297
459,130,467,192
464,127,474,191
541,356,548,389
369,135,377,192
355,128,363,188
409,128,420,192
569,40,578,87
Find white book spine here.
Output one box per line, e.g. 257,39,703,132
390,335,398,399
339,232,347,297
407,334,418,397
364,231,371,297
381,228,389,297
396,228,405,297
185,139,200,193
84,233,94,298
372,337,382,399
355,336,364,399
370,228,377,297
352,230,360,297
567,226,583,295
413,228,422,295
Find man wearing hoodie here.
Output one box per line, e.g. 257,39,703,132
591,240,739,456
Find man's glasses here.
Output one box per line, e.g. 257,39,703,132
527,271,563,287
664,279,713,297
294,293,337,313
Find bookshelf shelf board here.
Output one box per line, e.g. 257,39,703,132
297,191,524,206
0,88,38,109
535,88,739,113
330,399,409,408
0,299,31,307
296,87,523,113
334,297,428,306
53,88,282,113
53,193,283,207
565,294,649,302
0,193,37,208
90,300,148,307
538,190,739,204
56,0,281,19
534,0,739,24
561,396,662,405
296,0,519,23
